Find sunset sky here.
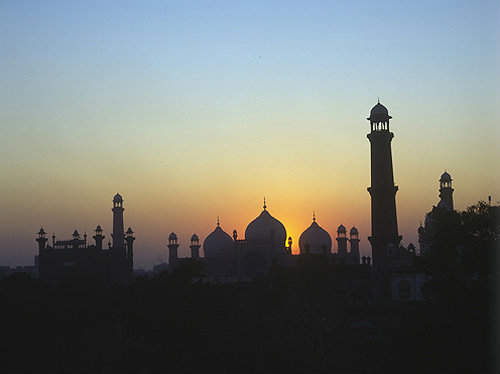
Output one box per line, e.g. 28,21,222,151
1,1,499,269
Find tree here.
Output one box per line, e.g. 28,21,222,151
413,201,500,371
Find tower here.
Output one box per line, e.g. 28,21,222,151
36,228,48,252
336,224,348,257
93,225,105,250
349,227,360,265
168,232,179,267
125,227,135,259
125,227,135,279
438,171,454,211
366,101,402,274
112,193,125,248
190,234,200,259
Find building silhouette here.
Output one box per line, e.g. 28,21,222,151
159,199,365,284
418,171,455,255
32,103,441,303
36,193,135,285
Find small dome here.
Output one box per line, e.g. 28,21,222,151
168,232,177,241
337,224,346,233
126,227,134,235
350,226,358,235
96,225,102,231
38,227,46,235
191,234,199,242
203,225,233,258
299,220,332,255
370,102,389,116
245,207,287,248
368,101,392,123
440,171,452,182
72,230,80,238
113,193,123,202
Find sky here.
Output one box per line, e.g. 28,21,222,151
1,0,499,270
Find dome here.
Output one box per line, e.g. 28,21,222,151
350,226,359,235
168,232,177,241
113,193,123,202
370,102,389,116
191,234,199,242
203,225,233,258
245,206,287,248
337,224,346,233
95,225,102,232
368,101,392,122
126,227,134,235
72,230,80,238
440,171,452,182
299,220,332,255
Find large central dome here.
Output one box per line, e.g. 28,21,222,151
245,202,286,249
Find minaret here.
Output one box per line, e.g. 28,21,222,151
168,232,179,267
367,101,402,274
349,227,360,265
125,227,135,259
36,228,48,252
72,230,80,249
438,171,454,211
112,193,125,248
190,234,200,259
93,225,105,250
336,224,348,257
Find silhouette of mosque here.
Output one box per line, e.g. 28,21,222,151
36,193,135,285
35,102,453,302
161,201,362,279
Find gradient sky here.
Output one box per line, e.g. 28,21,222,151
1,1,499,269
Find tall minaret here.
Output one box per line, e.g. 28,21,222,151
367,101,402,274
112,193,125,248
438,171,454,211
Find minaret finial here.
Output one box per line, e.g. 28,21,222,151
263,197,267,210
217,216,220,226
313,211,316,221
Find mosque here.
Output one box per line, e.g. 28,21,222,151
35,101,453,303
162,200,363,279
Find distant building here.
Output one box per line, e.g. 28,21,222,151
36,193,135,285
0,264,38,279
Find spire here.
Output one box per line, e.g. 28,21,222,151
217,216,220,226
313,211,316,222
377,97,380,104
263,197,267,210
